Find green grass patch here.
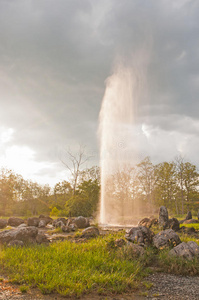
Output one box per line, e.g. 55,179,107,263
0,233,145,297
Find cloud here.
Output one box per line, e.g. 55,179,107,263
0,0,199,184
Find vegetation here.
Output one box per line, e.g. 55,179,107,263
0,226,198,297
0,155,198,218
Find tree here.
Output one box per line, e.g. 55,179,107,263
65,179,100,217
154,162,178,213
137,157,157,212
61,145,92,195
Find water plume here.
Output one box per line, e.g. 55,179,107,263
98,59,147,226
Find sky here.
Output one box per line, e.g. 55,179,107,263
0,0,199,186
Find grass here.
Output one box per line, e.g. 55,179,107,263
0,233,146,297
0,223,198,297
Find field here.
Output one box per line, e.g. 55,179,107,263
0,221,199,298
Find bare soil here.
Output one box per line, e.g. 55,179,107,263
1,273,199,300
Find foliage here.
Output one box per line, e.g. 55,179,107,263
0,234,143,297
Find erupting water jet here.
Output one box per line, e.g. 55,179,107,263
98,62,145,226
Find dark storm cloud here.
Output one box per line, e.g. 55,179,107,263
0,0,199,180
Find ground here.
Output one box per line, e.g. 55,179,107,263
1,273,199,299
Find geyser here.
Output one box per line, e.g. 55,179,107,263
98,63,143,226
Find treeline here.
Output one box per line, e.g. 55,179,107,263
108,156,199,216
0,166,100,217
0,156,199,217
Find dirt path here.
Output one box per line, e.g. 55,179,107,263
1,273,199,300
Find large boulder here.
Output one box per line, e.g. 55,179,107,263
153,229,181,249
0,226,38,245
167,218,180,232
158,206,169,229
8,217,24,227
125,226,154,246
169,241,199,260
81,226,100,238
27,217,40,227
185,211,192,220
73,216,90,229
0,219,7,229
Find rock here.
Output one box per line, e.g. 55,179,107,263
38,219,47,228
68,223,78,231
183,219,199,224
36,232,49,244
8,217,24,227
0,226,38,245
39,216,53,225
115,238,126,247
124,243,145,257
0,219,7,229
27,217,40,227
180,226,196,235
158,206,169,229
185,211,192,220
125,226,154,246
55,221,65,228
169,241,199,260
61,225,71,233
153,229,181,249
81,226,100,238
52,218,67,227
8,240,24,247
17,223,27,228
73,216,90,229
138,217,158,228
197,210,199,220
167,218,180,231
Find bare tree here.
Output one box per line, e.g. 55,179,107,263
61,145,92,195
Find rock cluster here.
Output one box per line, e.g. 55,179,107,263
125,207,199,260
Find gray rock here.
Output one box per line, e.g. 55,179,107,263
36,232,49,244
180,226,195,235
125,226,154,246
153,229,181,249
38,219,47,228
68,223,78,231
27,217,40,227
8,217,24,227
55,221,65,228
39,216,53,225
17,223,27,228
81,226,100,238
0,226,38,245
73,216,90,229
61,225,71,233
185,211,192,220
124,243,145,257
52,218,67,227
169,241,199,260
138,217,158,228
159,206,169,229
167,218,180,231
8,240,24,247
0,219,7,229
